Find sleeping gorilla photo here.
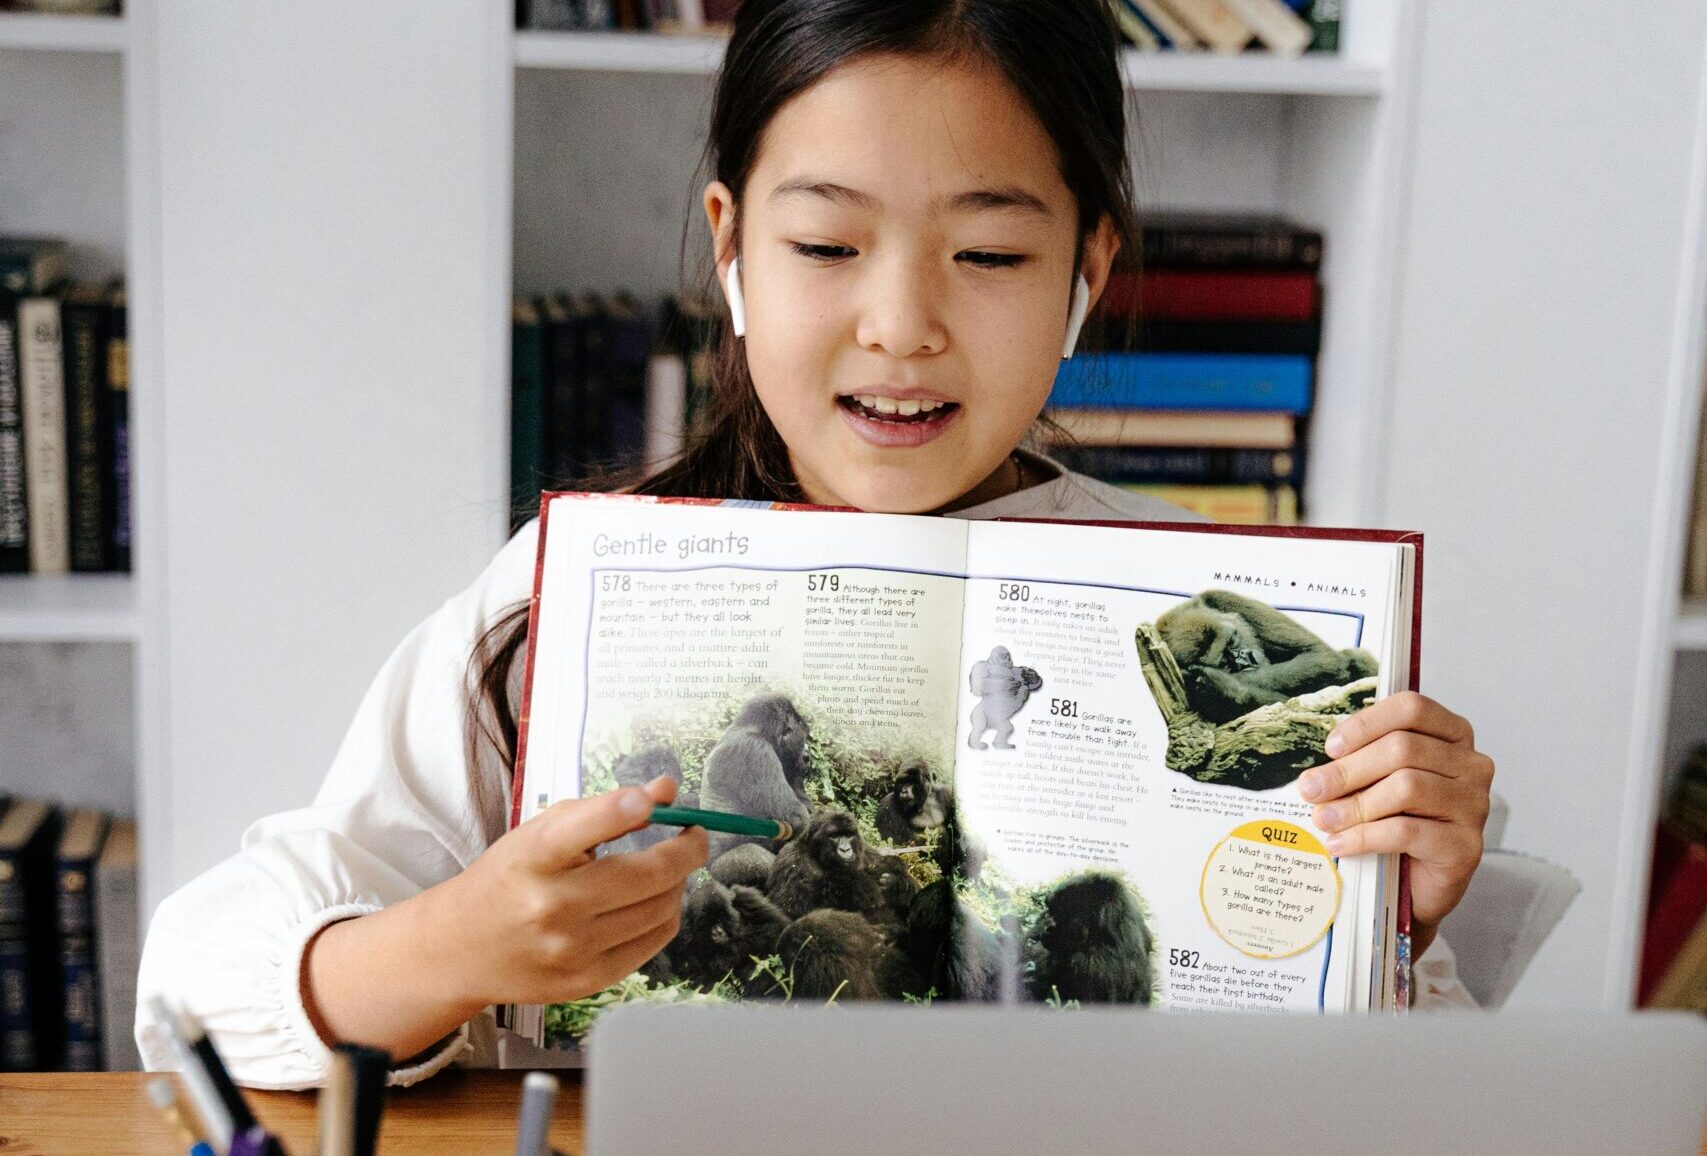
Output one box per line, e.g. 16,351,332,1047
656,879,790,990
875,763,950,845
765,909,920,1001
708,843,776,891
698,694,813,857
1156,589,1379,724
903,880,1004,1001
601,744,686,856
1026,870,1154,1005
766,810,883,921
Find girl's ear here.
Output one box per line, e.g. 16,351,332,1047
1078,213,1123,311
704,179,743,335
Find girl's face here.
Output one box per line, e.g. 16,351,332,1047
705,53,1119,513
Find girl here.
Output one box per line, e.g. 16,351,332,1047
137,0,1493,1089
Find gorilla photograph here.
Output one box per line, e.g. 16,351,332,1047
1135,589,1381,792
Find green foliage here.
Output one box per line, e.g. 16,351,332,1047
542,971,733,1048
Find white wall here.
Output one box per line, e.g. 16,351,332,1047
147,0,512,903
1381,1,1707,1006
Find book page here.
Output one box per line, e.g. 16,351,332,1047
953,521,1405,1014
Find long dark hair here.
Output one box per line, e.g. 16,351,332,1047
464,0,1141,844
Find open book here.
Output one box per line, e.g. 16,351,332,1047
506,494,1421,1050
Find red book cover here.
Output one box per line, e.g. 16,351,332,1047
1101,269,1321,323
1638,821,1707,1005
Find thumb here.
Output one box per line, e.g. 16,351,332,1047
526,778,678,869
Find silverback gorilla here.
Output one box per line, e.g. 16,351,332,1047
1155,589,1378,725
967,646,1043,750
698,694,813,857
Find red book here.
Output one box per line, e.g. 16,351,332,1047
1101,269,1321,323
1638,821,1707,1005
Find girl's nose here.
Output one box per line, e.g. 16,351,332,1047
854,256,948,358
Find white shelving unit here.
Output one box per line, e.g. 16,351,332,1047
5,0,1703,1014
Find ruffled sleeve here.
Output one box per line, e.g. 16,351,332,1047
135,521,541,1090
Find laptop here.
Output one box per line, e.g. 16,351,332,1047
586,1005,1707,1155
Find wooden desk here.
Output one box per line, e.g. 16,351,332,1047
0,1071,584,1156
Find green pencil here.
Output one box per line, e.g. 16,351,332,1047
648,805,794,842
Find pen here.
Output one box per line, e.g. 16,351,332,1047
647,804,793,842
147,996,237,1153
145,1076,204,1150
337,1042,392,1156
319,1049,356,1156
514,1071,559,1156
177,1002,261,1135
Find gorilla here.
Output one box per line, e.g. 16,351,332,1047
967,646,1043,750
602,745,686,856
1025,871,1153,1005
764,910,921,1002
875,764,950,846
766,810,883,921
1155,590,1378,725
708,843,776,891
902,880,1004,1002
698,694,813,857
656,879,790,990
867,855,920,929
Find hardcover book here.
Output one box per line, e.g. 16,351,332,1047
55,809,110,1071
0,799,64,1071
504,495,1420,1053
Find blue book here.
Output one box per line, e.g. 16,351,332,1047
1050,353,1313,413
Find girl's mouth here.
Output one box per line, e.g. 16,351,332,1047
836,393,962,449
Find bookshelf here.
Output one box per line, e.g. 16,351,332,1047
0,0,1697,1021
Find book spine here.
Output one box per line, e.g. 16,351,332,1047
107,291,130,572
1052,444,1304,486
1103,269,1321,322
1219,0,1311,55
62,294,114,572
606,311,652,471
1108,0,1161,50
1127,0,1200,50
0,297,28,573
0,934,34,1070
1307,0,1340,52
1140,226,1323,270
1051,353,1314,413
1130,318,1321,355
57,852,101,1071
18,296,69,574
576,304,612,478
1152,0,1252,53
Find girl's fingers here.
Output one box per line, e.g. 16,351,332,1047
1312,767,1484,835
575,827,709,915
1319,813,1477,864
596,916,682,981
1323,692,1473,759
525,788,658,870
1298,729,1459,803
590,884,684,953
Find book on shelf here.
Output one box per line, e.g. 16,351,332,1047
1050,443,1304,488
1119,482,1298,525
107,283,130,574
1153,0,1253,55
55,809,109,1072
1045,408,1296,449
0,295,26,574
1219,0,1312,56
93,819,139,1071
503,493,1420,1052
62,284,118,573
1640,747,1707,1010
1124,0,1202,52
0,238,67,299
1101,268,1321,323
18,294,70,575
1138,214,1323,271
1052,352,1313,414
0,799,64,1072
518,0,738,31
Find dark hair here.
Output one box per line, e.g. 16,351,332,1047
464,0,1141,844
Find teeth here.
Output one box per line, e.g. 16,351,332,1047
895,400,920,416
919,399,941,412
873,397,899,415
857,395,877,409
851,394,949,415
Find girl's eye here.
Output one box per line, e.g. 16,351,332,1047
789,242,856,262
957,250,1028,269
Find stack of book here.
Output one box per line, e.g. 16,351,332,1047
1640,746,1707,1012
1107,0,1340,55
517,0,739,31
1046,213,1321,525
0,798,140,1072
1,237,131,576
512,291,722,528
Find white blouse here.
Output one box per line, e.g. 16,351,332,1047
135,468,1473,1090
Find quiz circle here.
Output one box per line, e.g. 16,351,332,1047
1199,819,1341,959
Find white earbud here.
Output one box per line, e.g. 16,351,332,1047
1062,273,1091,360
725,255,748,338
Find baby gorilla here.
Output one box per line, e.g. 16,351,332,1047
765,909,920,1002
657,879,790,991
698,694,813,858
1026,871,1154,1006
766,810,883,921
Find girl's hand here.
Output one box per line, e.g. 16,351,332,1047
430,776,709,1008
1297,691,1494,957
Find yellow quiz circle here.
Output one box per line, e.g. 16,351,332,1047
1199,819,1342,960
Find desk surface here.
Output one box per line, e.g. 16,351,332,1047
4,1070,1705,1156
0,1071,585,1156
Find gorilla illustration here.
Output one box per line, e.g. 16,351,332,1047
765,909,920,1002
1156,590,1378,724
766,810,883,921
698,694,813,857
602,744,686,857
1025,871,1153,1005
967,646,1043,750
657,879,790,990
875,763,951,845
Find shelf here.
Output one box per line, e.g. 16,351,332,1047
0,574,136,642
513,32,1386,95
0,11,125,54
1680,599,1707,651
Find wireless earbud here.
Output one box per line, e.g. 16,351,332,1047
725,255,748,338
1063,273,1091,360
